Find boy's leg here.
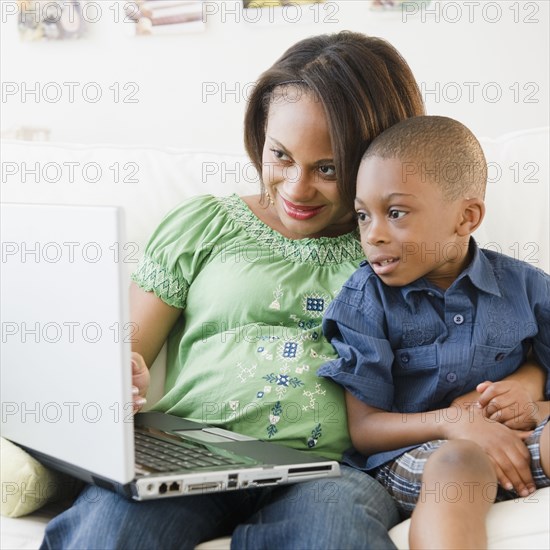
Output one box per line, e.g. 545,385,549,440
540,421,549,476
231,464,401,549
525,416,550,485
409,440,497,550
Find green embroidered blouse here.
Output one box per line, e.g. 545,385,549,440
131,194,365,461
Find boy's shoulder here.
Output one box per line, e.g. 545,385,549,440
333,261,391,309
478,247,550,301
342,260,381,290
479,246,549,282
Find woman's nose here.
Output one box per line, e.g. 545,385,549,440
282,165,316,201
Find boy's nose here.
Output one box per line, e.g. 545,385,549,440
365,218,389,245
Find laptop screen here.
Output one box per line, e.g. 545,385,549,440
1,203,135,483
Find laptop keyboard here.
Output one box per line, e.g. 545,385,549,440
134,431,247,472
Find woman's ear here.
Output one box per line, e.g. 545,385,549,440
457,198,485,236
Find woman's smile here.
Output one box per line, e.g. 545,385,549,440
281,197,325,220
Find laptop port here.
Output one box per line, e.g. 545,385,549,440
187,482,222,493
159,482,168,494
169,481,181,492
253,478,283,486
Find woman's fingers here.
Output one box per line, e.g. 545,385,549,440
131,352,149,413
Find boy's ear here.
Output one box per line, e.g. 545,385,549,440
456,198,485,236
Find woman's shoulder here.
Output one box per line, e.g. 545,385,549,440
164,193,236,216
156,193,248,232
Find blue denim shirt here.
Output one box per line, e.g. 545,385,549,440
318,239,550,471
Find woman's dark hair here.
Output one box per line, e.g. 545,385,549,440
244,31,425,209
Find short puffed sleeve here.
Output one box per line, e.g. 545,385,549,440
131,195,231,309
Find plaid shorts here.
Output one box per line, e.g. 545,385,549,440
373,416,550,518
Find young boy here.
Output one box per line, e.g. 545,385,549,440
318,116,550,549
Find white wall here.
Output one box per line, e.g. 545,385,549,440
1,0,548,151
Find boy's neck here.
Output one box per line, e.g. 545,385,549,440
425,237,474,291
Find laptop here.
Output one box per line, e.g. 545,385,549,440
0,202,340,501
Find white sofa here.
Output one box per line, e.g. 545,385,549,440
1,129,549,549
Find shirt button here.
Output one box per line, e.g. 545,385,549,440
359,260,368,267
495,353,506,361
400,353,410,364
446,372,457,383
427,292,434,297
453,314,464,325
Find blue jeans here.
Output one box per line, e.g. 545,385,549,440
40,465,399,549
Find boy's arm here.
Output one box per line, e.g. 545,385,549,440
346,392,535,496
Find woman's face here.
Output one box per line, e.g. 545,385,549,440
261,89,355,239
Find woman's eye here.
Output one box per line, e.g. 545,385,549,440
356,211,368,222
319,164,336,177
388,209,406,220
270,148,288,161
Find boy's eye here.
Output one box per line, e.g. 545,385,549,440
388,209,406,220
319,164,336,177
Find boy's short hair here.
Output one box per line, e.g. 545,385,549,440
362,115,487,200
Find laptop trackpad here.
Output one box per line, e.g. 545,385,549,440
174,429,253,444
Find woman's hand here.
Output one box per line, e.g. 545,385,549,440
131,351,149,414
476,380,540,430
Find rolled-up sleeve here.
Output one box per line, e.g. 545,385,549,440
318,272,395,411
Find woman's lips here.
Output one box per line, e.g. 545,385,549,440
281,198,325,220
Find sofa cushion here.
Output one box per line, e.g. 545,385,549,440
474,127,549,273
387,487,550,549
0,438,69,518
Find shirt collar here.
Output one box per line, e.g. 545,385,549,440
459,238,501,297
400,238,502,303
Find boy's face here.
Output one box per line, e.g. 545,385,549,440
355,156,471,289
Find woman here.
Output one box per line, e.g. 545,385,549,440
41,30,542,549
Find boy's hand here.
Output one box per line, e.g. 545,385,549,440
444,405,534,496
476,380,539,430
131,352,149,414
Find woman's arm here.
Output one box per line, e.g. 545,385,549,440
129,282,182,411
130,281,182,367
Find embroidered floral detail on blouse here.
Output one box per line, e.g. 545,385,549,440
280,341,299,359
269,285,283,310
303,383,327,412
236,362,257,384
131,255,188,308
307,424,322,448
290,314,317,332
263,373,304,389
267,401,283,438
257,346,274,360
302,292,330,318
225,400,239,421
221,194,363,266
309,348,332,361
256,385,272,399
